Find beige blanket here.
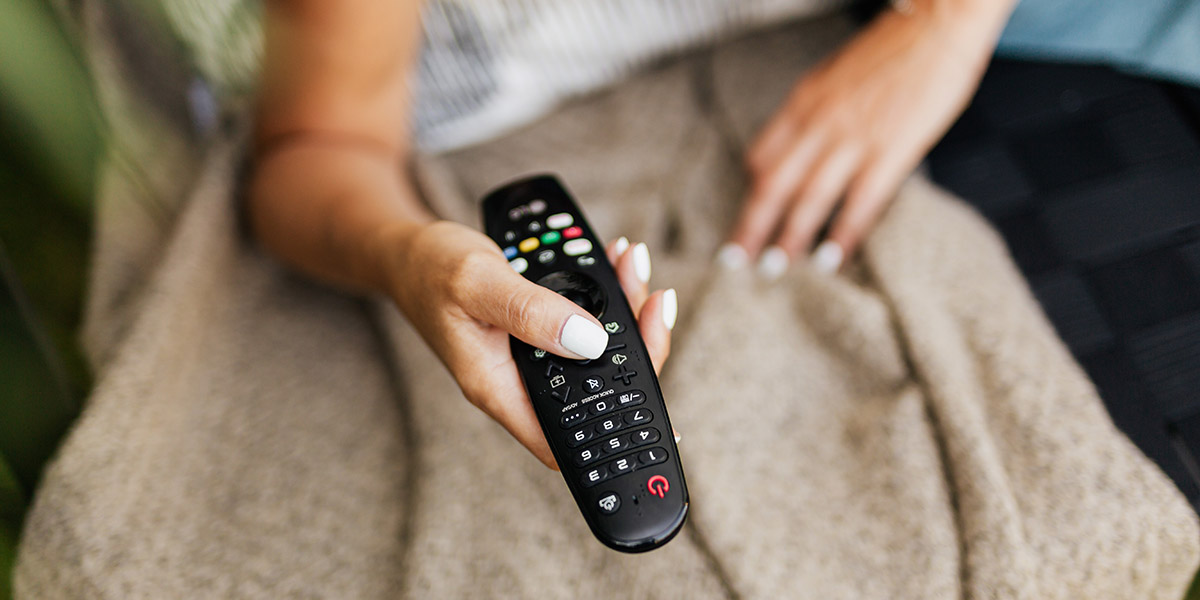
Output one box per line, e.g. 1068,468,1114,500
16,10,1200,599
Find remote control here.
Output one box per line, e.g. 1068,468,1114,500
481,175,689,553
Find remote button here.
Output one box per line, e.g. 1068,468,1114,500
540,231,561,245
547,212,574,229
610,353,630,367
613,367,637,386
646,473,670,498
545,361,563,377
566,427,593,447
638,448,669,468
527,221,543,233
574,446,601,467
609,456,635,476
628,427,660,448
582,467,608,488
602,435,627,454
560,407,587,429
602,321,624,335
510,257,528,274
529,199,547,214
549,374,567,389
597,492,621,515
537,249,556,265
583,376,605,394
594,417,622,436
564,239,593,256
503,246,518,259
616,390,645,407
623,408,652,427
563,226,583,239
550,386,571,404
605,342,627,353
518,237,539,253
588,398,614,416
504,230,517,242
577,256,596,267
530,348,548,361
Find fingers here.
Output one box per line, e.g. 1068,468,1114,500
461,259,608,360
823,152,912,268
771,143,862,259
638,288,676,373
729,131,826,259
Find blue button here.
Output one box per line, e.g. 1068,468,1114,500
503,246,518,259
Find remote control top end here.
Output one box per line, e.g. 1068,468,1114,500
481,174,688,553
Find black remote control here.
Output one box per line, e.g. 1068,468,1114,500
481,175,688,553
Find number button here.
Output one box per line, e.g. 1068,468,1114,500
610,457,635,476
602,436,627,454
616,390,645,407
637,447,668,467
594,417,622,436
627,427,660,448
582,467,608,488
622,408,651,426
587,398,614,416
574,446,602,467
566,427,593,447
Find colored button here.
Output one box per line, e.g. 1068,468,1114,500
547,212,574,229
518,237,539,253
563,239,593,256
540,231,561,245
646,474,669,498
563,226,583,239
510,257,528,274
503,246,517,259
597,492,621,515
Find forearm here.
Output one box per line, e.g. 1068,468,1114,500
247,141,434,294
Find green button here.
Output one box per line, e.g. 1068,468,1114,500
540,231,562,245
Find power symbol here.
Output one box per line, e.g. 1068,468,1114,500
647,475,669,499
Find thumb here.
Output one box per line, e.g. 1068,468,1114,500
464,267,609,360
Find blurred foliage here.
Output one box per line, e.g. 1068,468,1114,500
0,0,104,596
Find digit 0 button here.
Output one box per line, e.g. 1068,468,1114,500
564,239,593,256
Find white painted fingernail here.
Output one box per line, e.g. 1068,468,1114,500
662,288,678,331
560,314,608,359
812,240,844,275
632,242,652,283
674,431,682,443
613,236,630,256
715,243,749,270
757,245,789,280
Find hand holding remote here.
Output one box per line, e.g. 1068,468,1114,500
381,220,674,469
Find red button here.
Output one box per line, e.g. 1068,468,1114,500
563,226,583,239
647,475,669,499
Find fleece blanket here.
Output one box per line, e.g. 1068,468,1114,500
15,6,1199,599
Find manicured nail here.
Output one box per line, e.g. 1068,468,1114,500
662,288,678,331
613,236,630,256
812,240,844,274
715,243,749,270
757,245,789,280
632,242,652,283
560,314,608,359
674,431,682,443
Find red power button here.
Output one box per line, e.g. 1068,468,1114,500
647,475,669,499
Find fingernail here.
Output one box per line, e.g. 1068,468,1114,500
812,240,844,274
560,314,608,359
674,431,682,443
614,236,630,256
632,242,652,283
757,245,789,281
662,288,678,331
715,243,749,270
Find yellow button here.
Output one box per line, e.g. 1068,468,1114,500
518,237,539,253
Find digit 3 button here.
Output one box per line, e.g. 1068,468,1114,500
596,491,621,515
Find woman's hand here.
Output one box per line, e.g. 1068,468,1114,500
722,0,1015,277
380,222,675,469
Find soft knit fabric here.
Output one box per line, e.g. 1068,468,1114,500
16,6,1200,599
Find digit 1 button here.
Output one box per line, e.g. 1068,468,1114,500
622,409,651,426
547,212,574,229
518,237,539,253
597,492,620,515
582,467,608,488
638,448,668,468
563,239,593,256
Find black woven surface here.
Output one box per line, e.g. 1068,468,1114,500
928,59,1200,510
